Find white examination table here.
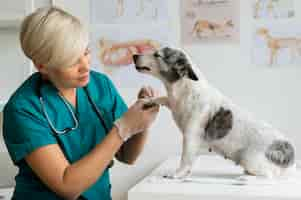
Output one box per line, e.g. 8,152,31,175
128,155,301,200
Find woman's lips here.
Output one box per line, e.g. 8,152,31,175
79,73,89,81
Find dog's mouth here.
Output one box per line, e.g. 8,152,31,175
135,65,151,72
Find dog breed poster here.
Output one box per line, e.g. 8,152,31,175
90,0,168,24
89,0,170,89
90,24,171,89
181,0,240,45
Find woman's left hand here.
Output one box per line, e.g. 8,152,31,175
137,86,159,99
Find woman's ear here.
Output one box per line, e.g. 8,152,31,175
33,61,47,74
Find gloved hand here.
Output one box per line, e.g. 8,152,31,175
137,86,159,99
138,86,161,109
114,86,160,141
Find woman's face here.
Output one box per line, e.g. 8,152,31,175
42,47,91,89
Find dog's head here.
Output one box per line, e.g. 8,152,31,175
133,47,198,83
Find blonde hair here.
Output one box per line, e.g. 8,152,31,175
20,6,89,69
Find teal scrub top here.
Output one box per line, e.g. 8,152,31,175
2,70,128,200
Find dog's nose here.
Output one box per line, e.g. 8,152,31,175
133,54,139,63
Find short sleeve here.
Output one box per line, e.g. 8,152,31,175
104,77,128,121
3,105,57,165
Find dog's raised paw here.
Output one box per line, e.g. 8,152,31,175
142,101,159,110
162,167,191,180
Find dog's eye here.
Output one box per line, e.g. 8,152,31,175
154,52,161,58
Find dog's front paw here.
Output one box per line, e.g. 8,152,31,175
140,98,159,110
174,167,192,179
142,101,159,110
141,97,170,110
163,166,192,179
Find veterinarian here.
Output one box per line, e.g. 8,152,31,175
2,6,159,200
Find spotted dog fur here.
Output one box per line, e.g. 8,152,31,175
204,107,233,141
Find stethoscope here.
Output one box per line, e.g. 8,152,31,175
38,77,114,168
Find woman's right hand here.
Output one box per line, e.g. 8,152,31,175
114,99,159,141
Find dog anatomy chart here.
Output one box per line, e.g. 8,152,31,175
181,0,240,44
90,0,170,88
252,24,301,66
253,0,295,19
90,24,170,88
90,0,168,24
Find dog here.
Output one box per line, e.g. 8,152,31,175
192,19,234,38
133,47,296,179
256,28,301,65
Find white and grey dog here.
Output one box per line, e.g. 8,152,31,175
133,47,296,179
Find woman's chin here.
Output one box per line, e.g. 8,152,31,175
77,75,90,87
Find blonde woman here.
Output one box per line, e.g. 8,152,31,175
3,6,159,200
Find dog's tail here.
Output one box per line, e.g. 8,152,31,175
265,140,295,168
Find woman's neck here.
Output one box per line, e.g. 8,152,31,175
58,88,77,108
41,73,77,107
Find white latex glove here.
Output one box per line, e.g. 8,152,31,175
137,85,159,99
114,87,160,141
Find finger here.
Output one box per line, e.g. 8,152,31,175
136,99,147,107
145,104,160,112
147,86,155,97
143,86,152,98
154,89,160,97
147,86,159,98
138,87,149,98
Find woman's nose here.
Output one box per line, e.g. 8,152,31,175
78,55,90,72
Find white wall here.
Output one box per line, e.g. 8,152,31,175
1,0,301,200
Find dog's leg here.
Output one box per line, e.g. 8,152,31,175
191,22,200,37
290,46,297,63
172,105,211,179
117,0,124,17
254,0,260,18
173,131,202,178
270,48,277,65
141,96,170,109
137,0,145,16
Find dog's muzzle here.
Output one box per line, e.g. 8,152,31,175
133,54,139,63
133,55,151,72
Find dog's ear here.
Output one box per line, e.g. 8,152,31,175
187,64,198,81
173,63,198,81
174,55,199,81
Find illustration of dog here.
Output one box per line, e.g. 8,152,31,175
98,38,160,67
133,47,296,179
191,0,228,6
192,19,234,38
254,0,276,18
116,0,157,19
254,0,294,19
256,28,301,65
